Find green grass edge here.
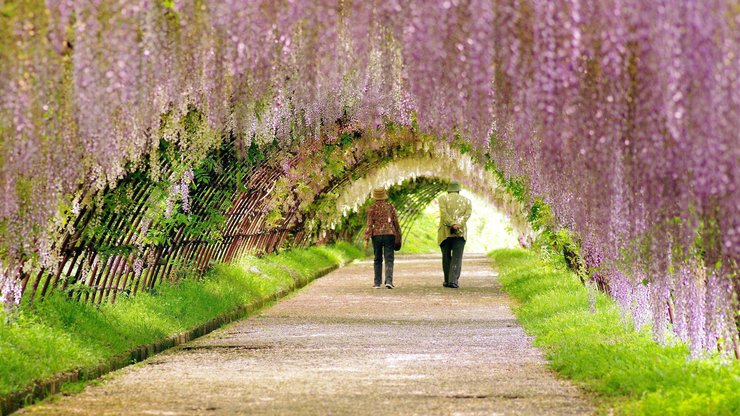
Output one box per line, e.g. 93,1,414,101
488,248,740,416
0,242,364,408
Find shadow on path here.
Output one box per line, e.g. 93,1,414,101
20,254,593,415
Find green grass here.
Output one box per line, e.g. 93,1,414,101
0,242,362,398
489,248,740,416
398,205,439,254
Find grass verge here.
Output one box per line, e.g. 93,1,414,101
488,248,740,416
0,243,362,400
398,204,439,254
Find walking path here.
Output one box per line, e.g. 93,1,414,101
20,254,593,415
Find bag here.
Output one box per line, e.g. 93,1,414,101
393,223,402,251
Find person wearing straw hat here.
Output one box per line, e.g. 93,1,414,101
437,181,472,288
364,187,401,289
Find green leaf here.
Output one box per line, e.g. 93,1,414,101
161,0,175,9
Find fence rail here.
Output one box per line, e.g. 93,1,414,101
17,139,439,307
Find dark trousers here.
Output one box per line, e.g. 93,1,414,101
372,234,395,286
440,237,466,286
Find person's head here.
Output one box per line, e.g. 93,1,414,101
372,188,388,200
447,182,461,193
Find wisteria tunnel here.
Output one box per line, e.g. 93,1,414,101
0,0,738,414
18,134,514,306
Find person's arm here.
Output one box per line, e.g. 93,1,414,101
391,205,401,235
365,205,374,245
462,197,472,224
439,196,455,227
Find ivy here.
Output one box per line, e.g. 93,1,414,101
339,131,356,147
528,199,551,231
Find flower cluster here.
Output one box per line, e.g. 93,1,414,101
0,266,22,313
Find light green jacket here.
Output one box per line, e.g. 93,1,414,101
437,192,472,246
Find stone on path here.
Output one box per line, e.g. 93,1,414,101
20,254,594,415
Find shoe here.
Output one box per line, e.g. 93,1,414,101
443,283,451,288
450,283,459,288
373,285,381,289
385,283,394,289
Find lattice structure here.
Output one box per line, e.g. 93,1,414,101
18,137,472,306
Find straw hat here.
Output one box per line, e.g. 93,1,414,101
372,188,388,200
447,182,461,192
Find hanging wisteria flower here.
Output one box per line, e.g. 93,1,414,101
133,257,144,279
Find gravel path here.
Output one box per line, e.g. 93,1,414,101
20,253,594,415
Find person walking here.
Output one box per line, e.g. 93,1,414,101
437,182,472,288
364,188,401,289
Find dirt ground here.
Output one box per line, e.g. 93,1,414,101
19,253,594,415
